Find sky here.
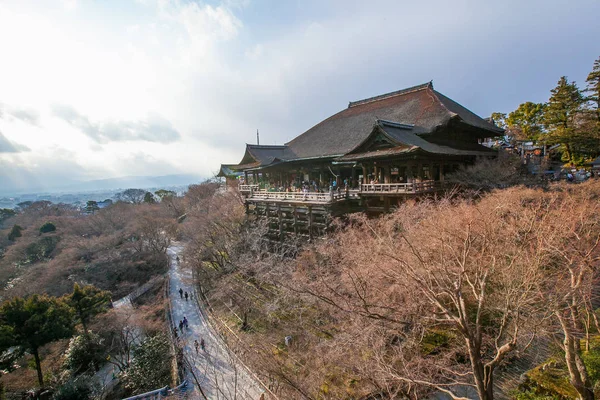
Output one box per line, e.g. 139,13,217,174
0,0,599,194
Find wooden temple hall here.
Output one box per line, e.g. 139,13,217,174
218,82,503,239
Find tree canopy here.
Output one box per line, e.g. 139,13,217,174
39,221,57,234
85,200,100,214
0,294,74,386
117,189,147,204
506,101,546,140
66,283,111,335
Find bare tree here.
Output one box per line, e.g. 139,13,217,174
535,182,600,400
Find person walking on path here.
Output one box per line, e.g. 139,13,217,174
183,316,189,329
194,339,199,354
184,291,189,301
173,326,178,339
179,288,183,298
200,338,205,352
179,320,184,334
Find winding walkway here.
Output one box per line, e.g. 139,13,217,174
167,244,265,400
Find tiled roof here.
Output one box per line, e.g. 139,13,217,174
337,120,496,161
284,82,502,160
221,83,503,169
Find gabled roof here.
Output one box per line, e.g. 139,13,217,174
217,164,242,177
284,82,503,160
220,82,503,170
236,144,292,169
337,120,496,161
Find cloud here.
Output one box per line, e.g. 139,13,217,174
0,103,41,126
51,105,181,144
0,130,30,153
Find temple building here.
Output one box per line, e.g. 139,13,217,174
218,82,503,239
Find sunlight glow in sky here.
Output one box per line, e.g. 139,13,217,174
0,0,599,193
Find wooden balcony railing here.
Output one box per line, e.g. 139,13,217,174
360,181,440,193
241,181,442,203
239,184,260,192
247,190,347,203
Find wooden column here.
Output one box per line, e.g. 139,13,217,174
374,165,379,182
293,206,298,235
362,165,367,184
277,203,283,241
384,166,391,183
440,163,445,182
308,206,313,241
244,171,249,183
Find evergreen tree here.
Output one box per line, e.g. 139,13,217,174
67,284,111,335
7,224,23,241
506,102,546,140
121,334,171,393
0,295,74,386
39,221,56,234
143,192,156,204
543,76,584,165
85,200,100,214
583,57,600,159
585,56,600,124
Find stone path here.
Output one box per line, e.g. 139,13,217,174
167,244,265,400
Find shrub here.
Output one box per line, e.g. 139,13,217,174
120,334,171,394
63,333,106,374
24,236,60,262
52,375,95,400
8,224,23,241
39,222,57,234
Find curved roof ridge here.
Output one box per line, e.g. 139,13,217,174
246,144,287,148
377,119,415,130
432,89,505,133
348,82,432,108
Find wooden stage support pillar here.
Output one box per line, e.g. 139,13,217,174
293,206,298,235
308,205,313,241
277,203,283,241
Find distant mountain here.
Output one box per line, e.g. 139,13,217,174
57,174,206,192
0,174,206,196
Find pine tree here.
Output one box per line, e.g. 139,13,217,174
0,295,74,386
85,200,100,214
543,76,584,165
585,56,600,123
67,284,111,336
